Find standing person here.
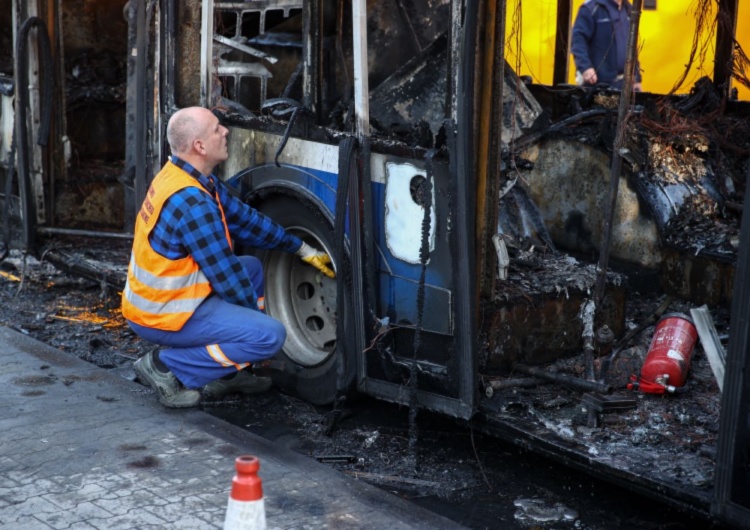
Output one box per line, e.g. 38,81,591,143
122,106,335,408
571,0,642,91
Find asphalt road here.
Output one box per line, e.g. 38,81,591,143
208,392,724,530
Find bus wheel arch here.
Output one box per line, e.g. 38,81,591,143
240,187,356,405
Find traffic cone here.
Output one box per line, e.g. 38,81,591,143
223,455,266,530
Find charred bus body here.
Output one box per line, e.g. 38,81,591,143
2,0,750,526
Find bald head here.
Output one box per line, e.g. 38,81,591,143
167,107,212,155
166,107,229,175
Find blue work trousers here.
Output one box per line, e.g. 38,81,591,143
127,255,286,388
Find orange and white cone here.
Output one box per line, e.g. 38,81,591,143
223,455,266,530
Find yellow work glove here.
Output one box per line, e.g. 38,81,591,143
296,242,335,278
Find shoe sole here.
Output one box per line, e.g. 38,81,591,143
134,357,201,408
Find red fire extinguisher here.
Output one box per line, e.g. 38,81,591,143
628,313,698,394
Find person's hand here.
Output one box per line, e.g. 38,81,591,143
633,82,642,92
296,242,335,278
582,68,597,85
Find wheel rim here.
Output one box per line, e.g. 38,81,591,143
264,227,338,367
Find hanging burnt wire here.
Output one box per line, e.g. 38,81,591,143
505,1,523,90
636,0,750,209
668,0,715,95
638,79,750,198
731,37,750,91
665,0,749,96
406,148,437,470
503,0,525,181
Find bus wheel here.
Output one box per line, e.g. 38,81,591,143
245,193,355,405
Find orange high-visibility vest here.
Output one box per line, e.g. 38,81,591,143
121,161,232,330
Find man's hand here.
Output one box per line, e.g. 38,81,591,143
582,68,598,85
296,242,335,278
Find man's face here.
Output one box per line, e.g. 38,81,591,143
203,113,229,166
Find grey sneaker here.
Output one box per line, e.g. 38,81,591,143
203,370,273,398
133,352,201,408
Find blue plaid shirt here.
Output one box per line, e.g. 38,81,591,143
148,156,303,310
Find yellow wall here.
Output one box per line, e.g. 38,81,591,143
504,0,749,100
738,1,750,100
504,0,558,85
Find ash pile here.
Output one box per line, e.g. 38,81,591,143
481,294,725,492
634,77,748,261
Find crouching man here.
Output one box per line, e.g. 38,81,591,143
122,106,334,408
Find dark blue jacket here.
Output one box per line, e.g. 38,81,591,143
571,0,642,88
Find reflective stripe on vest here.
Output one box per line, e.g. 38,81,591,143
123,254,210,313
121,161,231,330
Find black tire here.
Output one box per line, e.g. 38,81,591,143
245,193,355,405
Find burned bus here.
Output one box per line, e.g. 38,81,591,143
2,0,750,526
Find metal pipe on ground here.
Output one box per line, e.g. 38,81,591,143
37,227,134,240
513,364,612,394
484,377,547,397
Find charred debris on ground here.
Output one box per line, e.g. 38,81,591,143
0,74,747,521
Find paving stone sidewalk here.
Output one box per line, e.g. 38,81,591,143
0,326,465,530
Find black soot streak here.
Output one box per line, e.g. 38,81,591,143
127,455,160,469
